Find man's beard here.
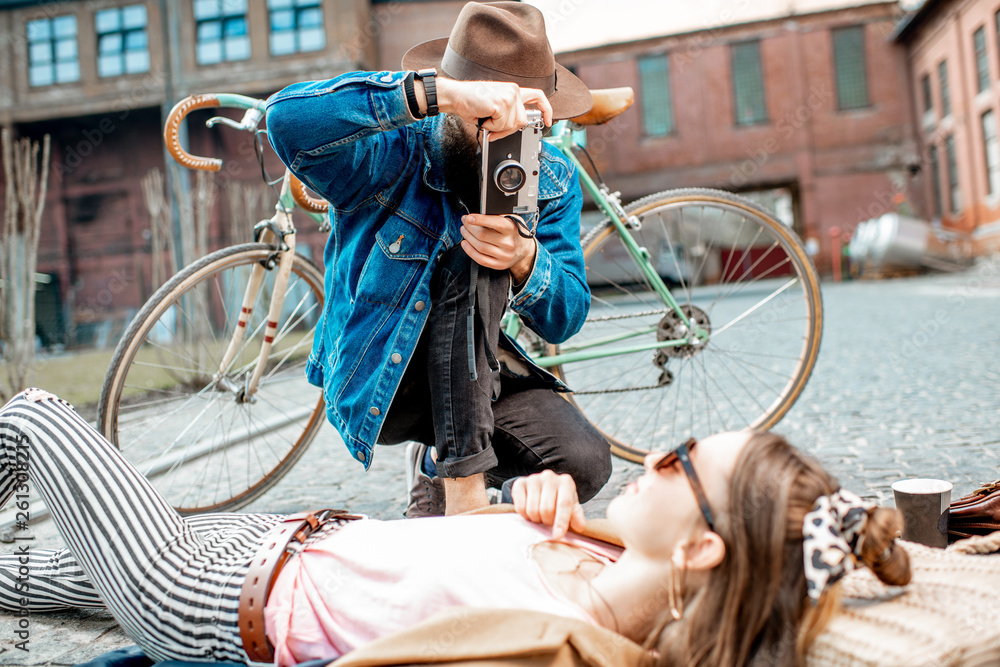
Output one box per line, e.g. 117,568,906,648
441,114,481,213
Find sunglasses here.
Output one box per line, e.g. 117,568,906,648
651,438,716,532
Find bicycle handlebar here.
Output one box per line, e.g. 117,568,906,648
164,94,225,172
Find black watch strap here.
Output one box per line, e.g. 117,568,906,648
416,68,439,117
402,72,423,119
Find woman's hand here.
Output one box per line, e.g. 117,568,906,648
512,470,587,540
460,214,537,282
430,77,553,140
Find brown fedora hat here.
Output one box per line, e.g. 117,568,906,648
401,2,592,120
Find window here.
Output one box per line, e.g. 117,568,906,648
921,74,932,113
731,40,767,126
983,110,1000,196
938,60,951,118
996,11,1000,74
945,135,960,214
26,15,79,86
96,5,150,77
268,0,324,56
832,26,869,110
195,0,250,65
974,26,989,94
637,55,675,137
929,145,943,218
921,73,934,128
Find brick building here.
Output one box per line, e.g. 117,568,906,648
895,0,1000,254
0,0,457,347
0,0,984,350
529,0,921,272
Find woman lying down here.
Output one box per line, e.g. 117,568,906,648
0,389,910,667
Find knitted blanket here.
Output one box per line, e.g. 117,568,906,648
808,536,1000,666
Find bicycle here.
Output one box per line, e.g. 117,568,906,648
98,88,823,514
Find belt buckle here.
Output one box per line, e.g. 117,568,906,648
289,509,359,545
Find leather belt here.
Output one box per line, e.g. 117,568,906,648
238,509,362,662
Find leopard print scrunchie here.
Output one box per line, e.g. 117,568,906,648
802,489,874,602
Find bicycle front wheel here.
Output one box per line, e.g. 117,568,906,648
559,188,823,461
98,243,327,513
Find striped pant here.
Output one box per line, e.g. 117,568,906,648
0,389,282,662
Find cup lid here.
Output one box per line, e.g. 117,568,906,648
891,478,953,494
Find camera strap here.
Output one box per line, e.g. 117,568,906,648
504,213,538,239
467,261,502,385
467,262,479,381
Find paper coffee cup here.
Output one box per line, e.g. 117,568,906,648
891,478,952,548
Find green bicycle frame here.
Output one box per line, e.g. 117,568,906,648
506,122,706,369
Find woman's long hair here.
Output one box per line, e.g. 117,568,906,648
651,432,911,666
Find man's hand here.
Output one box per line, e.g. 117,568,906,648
512,470,587,540
418,77,553,140
461,214,537,283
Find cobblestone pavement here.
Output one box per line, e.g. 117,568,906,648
1,259,998,664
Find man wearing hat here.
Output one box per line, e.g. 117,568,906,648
266,1,611,517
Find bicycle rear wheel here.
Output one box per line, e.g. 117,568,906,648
557,188,823,462
98,243,326,513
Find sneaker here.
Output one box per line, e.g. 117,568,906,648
405,442,446,518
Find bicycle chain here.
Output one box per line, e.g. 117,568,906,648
570,308,669,394
583,308,666,323
572,384,662,395
533,308,667,394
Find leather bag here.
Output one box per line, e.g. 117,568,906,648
948,480,1000,541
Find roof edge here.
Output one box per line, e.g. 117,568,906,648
891,0,946,41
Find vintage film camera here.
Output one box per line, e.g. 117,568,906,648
480,110,545,233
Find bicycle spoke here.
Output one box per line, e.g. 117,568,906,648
101,248,327,513
708,350,789,407
710,278,799,338
690,207,726,294
120,385,220,456
561,190,821,458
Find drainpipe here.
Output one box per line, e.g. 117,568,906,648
160,0,189,276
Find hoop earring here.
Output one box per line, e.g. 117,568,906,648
668,562,684,620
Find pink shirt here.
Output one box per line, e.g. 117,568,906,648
264,513,621,666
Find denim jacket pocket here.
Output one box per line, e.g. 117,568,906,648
356,217,434,307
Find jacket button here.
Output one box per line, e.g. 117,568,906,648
369,406,380,416
380,74,393,83
357,451,367,462
414,301,425,311
391,353,402,364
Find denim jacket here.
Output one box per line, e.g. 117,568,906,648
266,71,590,468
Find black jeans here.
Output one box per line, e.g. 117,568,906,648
378,246,612,503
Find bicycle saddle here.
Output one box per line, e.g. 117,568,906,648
569,87,634,126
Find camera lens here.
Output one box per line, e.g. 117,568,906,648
494,159,526,193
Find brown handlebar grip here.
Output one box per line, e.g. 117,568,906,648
290,175,329,214
164,94,223,172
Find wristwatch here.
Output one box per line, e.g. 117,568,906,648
415,68,439,117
